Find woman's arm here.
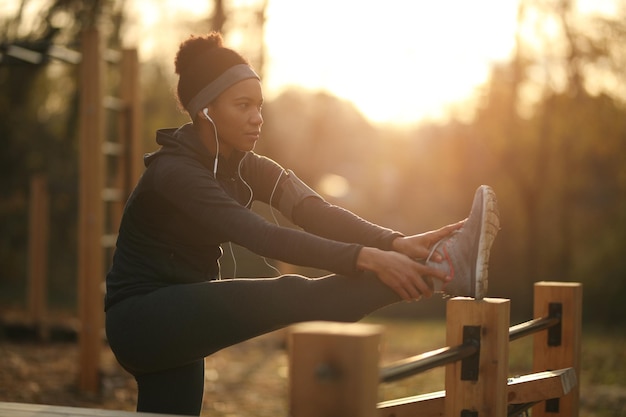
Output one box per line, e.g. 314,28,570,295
243,155,402,250
292,197,404,250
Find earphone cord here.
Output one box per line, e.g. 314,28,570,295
228,158,283,278
262,170,284,276
229,155,254,279
207,111,284,279
211,122,219,177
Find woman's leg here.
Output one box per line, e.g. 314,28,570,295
106,272,400,415
135,359,204,416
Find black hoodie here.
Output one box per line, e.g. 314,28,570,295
104,124,402,310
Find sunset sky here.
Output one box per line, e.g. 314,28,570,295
262,0,522,124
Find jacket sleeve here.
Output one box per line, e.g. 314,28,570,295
241,152,403,254
291,196,404,250
244,154,404,250
154,156,363,276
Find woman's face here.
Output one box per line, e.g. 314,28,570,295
205,78,264,157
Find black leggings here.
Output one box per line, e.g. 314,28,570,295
105,273,400,415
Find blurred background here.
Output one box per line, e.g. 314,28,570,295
0,0,625,325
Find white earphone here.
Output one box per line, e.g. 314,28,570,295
202,107,219,176
202,107,214,123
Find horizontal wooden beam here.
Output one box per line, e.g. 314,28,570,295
377,367,576,417
507,367,577,403
378,390,445,417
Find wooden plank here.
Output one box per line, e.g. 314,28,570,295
444,297,510,417
507,367,577,403
289,321,382,417
377,367,577,417
0,402,186,417
532,282,582,417
378,390,445,417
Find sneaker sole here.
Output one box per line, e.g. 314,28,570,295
473,185,500,300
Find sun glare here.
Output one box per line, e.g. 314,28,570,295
264,0,521,124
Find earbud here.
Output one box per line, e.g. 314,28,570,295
202,107,220,176
202,108,214,123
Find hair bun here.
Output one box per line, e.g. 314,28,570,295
174,32,224,75
174,32,250,113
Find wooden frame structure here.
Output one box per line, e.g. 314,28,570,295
289,281,582,417
17,28,142,392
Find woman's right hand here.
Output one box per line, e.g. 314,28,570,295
356,247,451,301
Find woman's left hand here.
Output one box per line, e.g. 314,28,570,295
391,219,465,261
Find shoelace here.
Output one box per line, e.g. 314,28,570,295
425,230,460,263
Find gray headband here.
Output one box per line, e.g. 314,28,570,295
186,64,260,119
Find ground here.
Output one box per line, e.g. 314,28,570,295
0,330,291,416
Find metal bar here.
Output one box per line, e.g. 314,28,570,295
48,44,82,64
101,233,118,248
101,187,123,202
380,315,561,385
102,141,123,156
380,342,478,384
509,317,560,342
104,48,121,64
103,96,125,112
6,45,44,64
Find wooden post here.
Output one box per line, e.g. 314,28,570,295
120,48,142,198
532,281,582,417
445,298,510,417
27,175,49,340
78,28,105,393
289,321,382,417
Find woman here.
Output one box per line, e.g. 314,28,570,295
105,32,497,416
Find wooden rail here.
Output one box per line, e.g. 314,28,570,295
288,281,582,417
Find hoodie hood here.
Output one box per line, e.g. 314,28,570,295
144,123,246,177
145,123,210,168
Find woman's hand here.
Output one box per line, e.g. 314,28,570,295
391,220,465,261
356,247,451,301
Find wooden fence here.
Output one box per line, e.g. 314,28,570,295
289,281,582,417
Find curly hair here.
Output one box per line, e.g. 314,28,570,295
174,32,250,112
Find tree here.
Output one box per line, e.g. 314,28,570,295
471,0,626,319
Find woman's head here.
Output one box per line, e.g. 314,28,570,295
175,32,264,156
174,32,260,121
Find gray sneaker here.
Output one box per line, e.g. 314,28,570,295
426,185,500,299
